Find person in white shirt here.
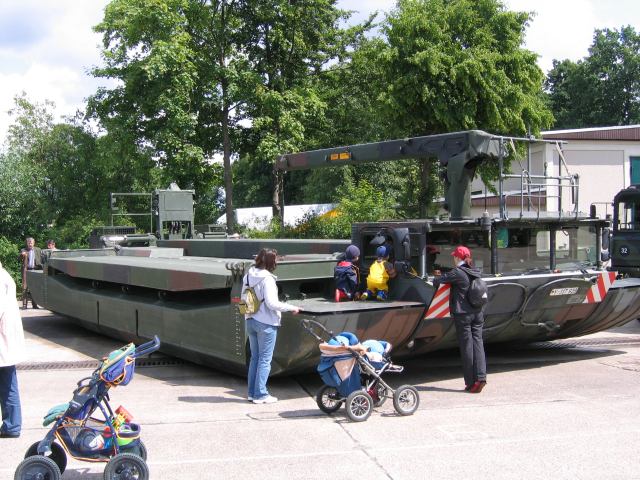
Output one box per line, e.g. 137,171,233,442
0,260,26,438
242,249,300,404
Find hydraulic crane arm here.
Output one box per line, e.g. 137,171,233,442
276,130,500,219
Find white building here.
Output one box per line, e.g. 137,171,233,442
217,203,336,230
467,125,640,219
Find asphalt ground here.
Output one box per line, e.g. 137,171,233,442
2,306,640,480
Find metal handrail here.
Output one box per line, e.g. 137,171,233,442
499,164,580,219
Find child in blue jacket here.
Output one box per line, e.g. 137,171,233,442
334,245,360,302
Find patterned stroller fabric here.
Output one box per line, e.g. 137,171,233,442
361,339,391,368
317,332,362,397
99,343,136,386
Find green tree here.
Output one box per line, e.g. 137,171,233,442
546,26,640,128
0,236,21,287
370,0,552,214
0,94,139,245
0,95,54,239
90,0,234,228
238,0,369,222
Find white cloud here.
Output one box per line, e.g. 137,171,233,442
504,0,640,72
2,0,640,143
503,0,598,72
0,0,110,142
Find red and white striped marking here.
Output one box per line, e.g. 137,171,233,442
425,284,451,319
584,271,617,303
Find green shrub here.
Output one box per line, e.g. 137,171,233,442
243,179,397,239
0,236,21,286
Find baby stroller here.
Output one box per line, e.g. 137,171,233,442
302,319,419,422
14,336,161,480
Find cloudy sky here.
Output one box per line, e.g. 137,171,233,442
1,0,640,143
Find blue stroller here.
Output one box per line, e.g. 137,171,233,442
15,336,161,480
302,319,419,422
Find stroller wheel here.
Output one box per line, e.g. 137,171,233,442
104,453,149,480
122,440,147,461
371,383,388,408
393,385,420,416
14,455,61,480
24,440,67,474
316,385,342,414
346,390,373,422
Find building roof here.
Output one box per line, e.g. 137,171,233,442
542,125,640,141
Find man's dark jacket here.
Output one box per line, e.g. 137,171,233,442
433,265,483,315
19,247,43,270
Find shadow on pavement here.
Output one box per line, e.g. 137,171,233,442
57,468,102,479
20,309,637,401
178,394,249,404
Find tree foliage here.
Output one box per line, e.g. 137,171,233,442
0,0,563,248
235,0,369,219
0,94,148,257
246,177,397,239
546,26,640,128
90,0,229,225
362,0,552,214
379,0,551,137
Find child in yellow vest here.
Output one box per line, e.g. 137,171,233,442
361,245,396,301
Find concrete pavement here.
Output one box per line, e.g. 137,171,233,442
2,307,639,479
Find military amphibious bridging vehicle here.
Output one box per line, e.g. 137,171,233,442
28,131,640,375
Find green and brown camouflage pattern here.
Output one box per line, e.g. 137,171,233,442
23,130,640,376
27,215,640,376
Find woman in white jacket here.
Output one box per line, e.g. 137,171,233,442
0,261,25,438
242,249,300,404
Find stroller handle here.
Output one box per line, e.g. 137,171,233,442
301,318,335,342
133,335,161,358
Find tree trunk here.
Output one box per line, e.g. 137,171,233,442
222,102,234,234
272,165,284,228
420,157,430,218
271,110,284,230
220,1,234,234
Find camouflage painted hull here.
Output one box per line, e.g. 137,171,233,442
27,245,640,376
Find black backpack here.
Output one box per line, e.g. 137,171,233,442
465,272,489,308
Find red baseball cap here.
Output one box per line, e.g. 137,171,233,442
451,245,471,259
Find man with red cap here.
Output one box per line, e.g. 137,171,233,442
433,245,487,393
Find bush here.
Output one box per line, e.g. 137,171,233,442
244,179,397,239
50,215,105,250
0,236,21,287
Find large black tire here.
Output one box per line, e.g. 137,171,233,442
24,441,67,474
393,385,420,416
103,453,149,480
346,390,373,422
122,440,148,461
14,455,61,480
316,385,342,414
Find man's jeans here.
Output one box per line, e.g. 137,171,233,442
246,318,278,400
0,365,22,435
